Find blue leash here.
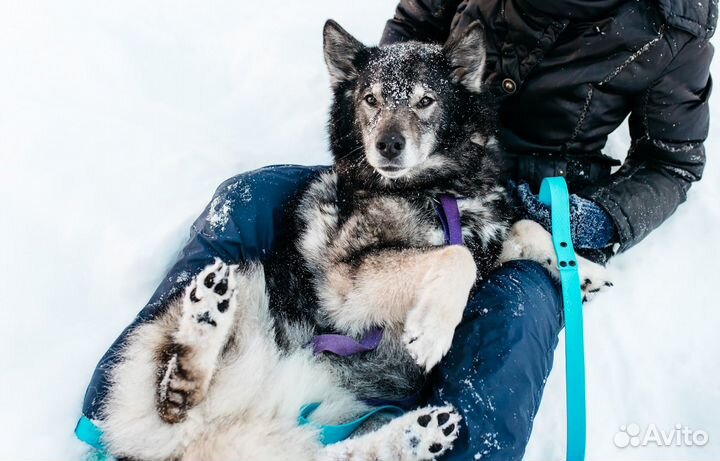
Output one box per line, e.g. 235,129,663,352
539,177,587,461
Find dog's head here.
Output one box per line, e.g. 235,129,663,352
323,20,494,188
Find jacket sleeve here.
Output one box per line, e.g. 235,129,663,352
578,36,713,252
380,0,462,45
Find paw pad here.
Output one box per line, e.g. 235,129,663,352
196,311,217,327
406,406,462,459
183,259,238,327
214,278,228,295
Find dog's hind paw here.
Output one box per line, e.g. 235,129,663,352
318,405,462,461
403,406,462,460
179,258,239,337
156,259,240,423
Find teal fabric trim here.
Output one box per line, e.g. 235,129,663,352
298,403,405,445
539,177,587,461
75,416,114,460
75,416,105,451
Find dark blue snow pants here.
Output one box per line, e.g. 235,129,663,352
78,165,563,461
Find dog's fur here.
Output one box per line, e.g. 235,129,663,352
97,21,611,461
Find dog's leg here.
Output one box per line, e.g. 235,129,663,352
317,405,461,461
157,258,242,423
499,219,613,302
400,246,477,372
324,245,476,371
101,261,269,460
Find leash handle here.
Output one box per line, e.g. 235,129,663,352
539,177,586,461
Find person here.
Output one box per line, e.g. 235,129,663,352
76,0,714,459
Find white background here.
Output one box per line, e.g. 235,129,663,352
0,1,718,459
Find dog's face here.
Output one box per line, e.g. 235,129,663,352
323,20,490,186
352,44,449,179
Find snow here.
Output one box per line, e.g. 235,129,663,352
0,1,718,460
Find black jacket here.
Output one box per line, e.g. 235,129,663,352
381,0,715,253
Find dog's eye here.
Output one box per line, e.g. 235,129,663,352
417,96,435,108
364,94,378,107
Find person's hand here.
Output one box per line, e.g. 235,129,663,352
512,182,615,250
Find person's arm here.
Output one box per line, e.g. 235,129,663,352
577,36,713,252
380,0,462,45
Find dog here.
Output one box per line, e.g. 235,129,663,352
96,20,611,461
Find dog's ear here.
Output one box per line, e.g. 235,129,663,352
443,21,487,93
323,20,366,88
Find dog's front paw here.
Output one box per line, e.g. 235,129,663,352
404,406,462,460
402,246,474,372
500,220,614,303
577,256,613,303
403,309,456,373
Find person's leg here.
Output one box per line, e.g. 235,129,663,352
430,260,564,461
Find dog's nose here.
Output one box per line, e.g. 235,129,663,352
376,132,405,160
